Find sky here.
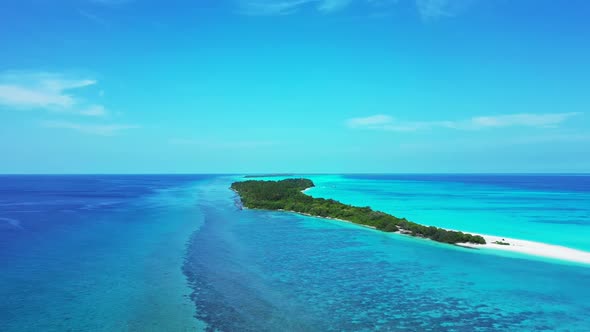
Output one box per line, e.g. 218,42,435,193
0,0,589,173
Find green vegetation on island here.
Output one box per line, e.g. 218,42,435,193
231,178,486,245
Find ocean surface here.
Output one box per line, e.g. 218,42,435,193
1,174,590,331
304,174,590,252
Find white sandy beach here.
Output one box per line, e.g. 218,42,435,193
276,207,590,265
322,213,590,265
296,188,590,265
458,233,590,265
322,214,590,265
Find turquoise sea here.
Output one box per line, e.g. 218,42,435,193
303,174,590,252
1,174,589,331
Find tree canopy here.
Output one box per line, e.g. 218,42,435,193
231,179,486,245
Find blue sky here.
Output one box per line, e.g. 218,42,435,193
0,0,589,173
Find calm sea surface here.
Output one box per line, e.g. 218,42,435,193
1,174,589,331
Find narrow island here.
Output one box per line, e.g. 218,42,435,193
231,178,486,245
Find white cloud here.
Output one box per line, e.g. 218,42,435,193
237,0,361,15
318,0,354,12
397,133,590,154
347,114,393,127
78,105,108,117
238,0,317,15
41,120,139,136
469,113,580,128
347,112,582,132
0,71,107,117
0,84,76,109
237,0,474,17
415,0,474,20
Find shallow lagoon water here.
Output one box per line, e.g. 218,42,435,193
302,174,590,251
185,176,590,331
1,175,590,331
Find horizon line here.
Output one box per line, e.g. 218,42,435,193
1,172,589,176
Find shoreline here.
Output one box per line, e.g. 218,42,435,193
457,232,590,265
253,206,590,266
234,185,590,266
299,186,590,265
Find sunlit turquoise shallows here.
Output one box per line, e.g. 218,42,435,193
1,174,589,331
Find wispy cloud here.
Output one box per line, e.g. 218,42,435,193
237,0,475,18
237,0,367,15
78,105,108,117
415,0,475,20
89,0,133,5
347,112,583,132
318,0,354,12
79,10,110,27
0,71,107,117
170,138,279,149
397,133,590,154
237,0,316,16
347,114,393,127
468,113,581,128
41,120,139,136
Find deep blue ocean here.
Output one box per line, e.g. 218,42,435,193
1,174,590,331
